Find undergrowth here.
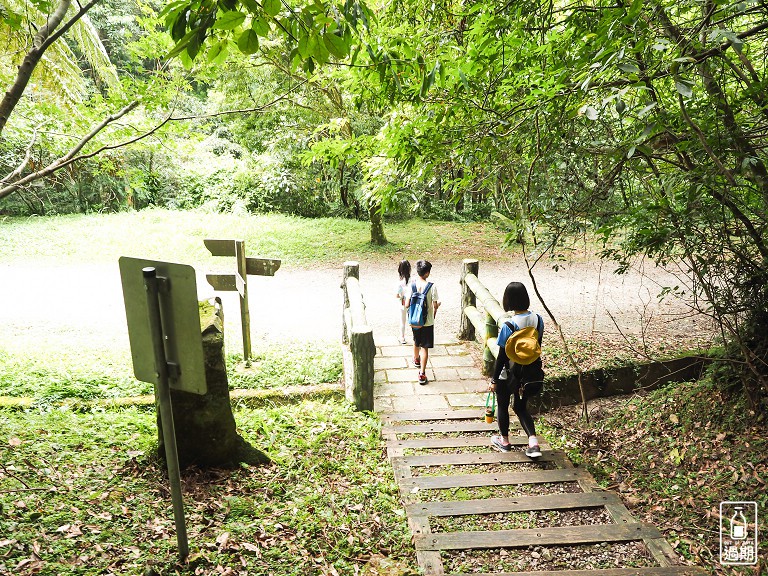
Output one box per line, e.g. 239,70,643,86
0,399,415,576
542,377,767,575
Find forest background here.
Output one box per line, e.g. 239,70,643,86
2,0,766,406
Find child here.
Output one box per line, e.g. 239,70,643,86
405,260,440,385
395,260,411,345
488,282,545,458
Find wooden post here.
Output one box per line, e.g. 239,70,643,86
458,259,478,340
350,327,375,411
341,261,359,345
235,240,252,365
483,310,499,376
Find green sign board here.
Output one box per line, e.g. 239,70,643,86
119,257,207,395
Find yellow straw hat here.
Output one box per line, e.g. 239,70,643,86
504,326,541,365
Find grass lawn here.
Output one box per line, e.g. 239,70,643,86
0,209,507,266
0,400,416,576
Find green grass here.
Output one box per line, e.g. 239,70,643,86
0,209,506,266
541,378,768,575
0,400,416,576
0,340,342,402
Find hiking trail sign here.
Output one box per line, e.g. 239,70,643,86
204,239,281,364
119,256,208,560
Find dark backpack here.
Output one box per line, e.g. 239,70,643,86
407,281,433,328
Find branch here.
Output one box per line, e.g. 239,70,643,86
1,126,39,184
0,101,138,200
0,0,101,135
0,81,309,200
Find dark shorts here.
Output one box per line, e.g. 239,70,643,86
412,325,434,348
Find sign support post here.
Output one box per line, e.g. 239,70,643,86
204,239,281,366
143,267,189,560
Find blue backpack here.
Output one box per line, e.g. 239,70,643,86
408,282,433,328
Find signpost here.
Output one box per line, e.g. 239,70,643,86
204,239,280,365
119,257,208,560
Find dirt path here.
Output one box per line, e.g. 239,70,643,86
0,257,710,359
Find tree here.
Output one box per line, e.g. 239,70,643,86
346,0,768,405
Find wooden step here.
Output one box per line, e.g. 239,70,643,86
383,421,512,435
395,451,560,467
381,409,485,422
416,522,661,550
407,491,622,517
392,435,531,449
399,467,589,490
444,567,707,576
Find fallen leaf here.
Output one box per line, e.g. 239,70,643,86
9,437,22,446
669,414,679,424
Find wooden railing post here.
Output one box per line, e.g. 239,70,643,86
458,259,505,376
349,328,375,411
341,261,359,345
341,261,375,411
484,310,499,376
458,259,478,341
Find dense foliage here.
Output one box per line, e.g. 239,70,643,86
1,0,766,401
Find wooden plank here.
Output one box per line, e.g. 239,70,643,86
407,491,623,517
444,567,707,576
395,436,530,449
381,409,487,422
235,271,246,297
245,257,281,276
206,273,236,292
383,421,510,435
416,522,661,550
398,467,589,489
399,451,559,467
204,238,237,257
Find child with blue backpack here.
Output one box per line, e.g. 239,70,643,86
405,260,440,385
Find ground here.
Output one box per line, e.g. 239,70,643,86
0,254,712,363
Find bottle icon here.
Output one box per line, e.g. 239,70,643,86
730,507,747,540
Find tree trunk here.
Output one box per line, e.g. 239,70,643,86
369,200,387,245
158,299,269,468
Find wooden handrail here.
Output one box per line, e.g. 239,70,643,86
458,259,508,375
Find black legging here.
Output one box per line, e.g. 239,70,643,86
493,347,538,438
494,377,537,438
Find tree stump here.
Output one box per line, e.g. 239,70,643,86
157,299,269,468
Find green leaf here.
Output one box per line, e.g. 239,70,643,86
251,16,271,36
262,0,281,17
237,29,260,54
323,32,348,59
207,40,229,65
213,10,246,30
675,79,693,98
171,10,188,41
297,34,309,59
617,62,640,74
638,102,656,118
419,61,439,99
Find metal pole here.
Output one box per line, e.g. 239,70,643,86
143,267,189,560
